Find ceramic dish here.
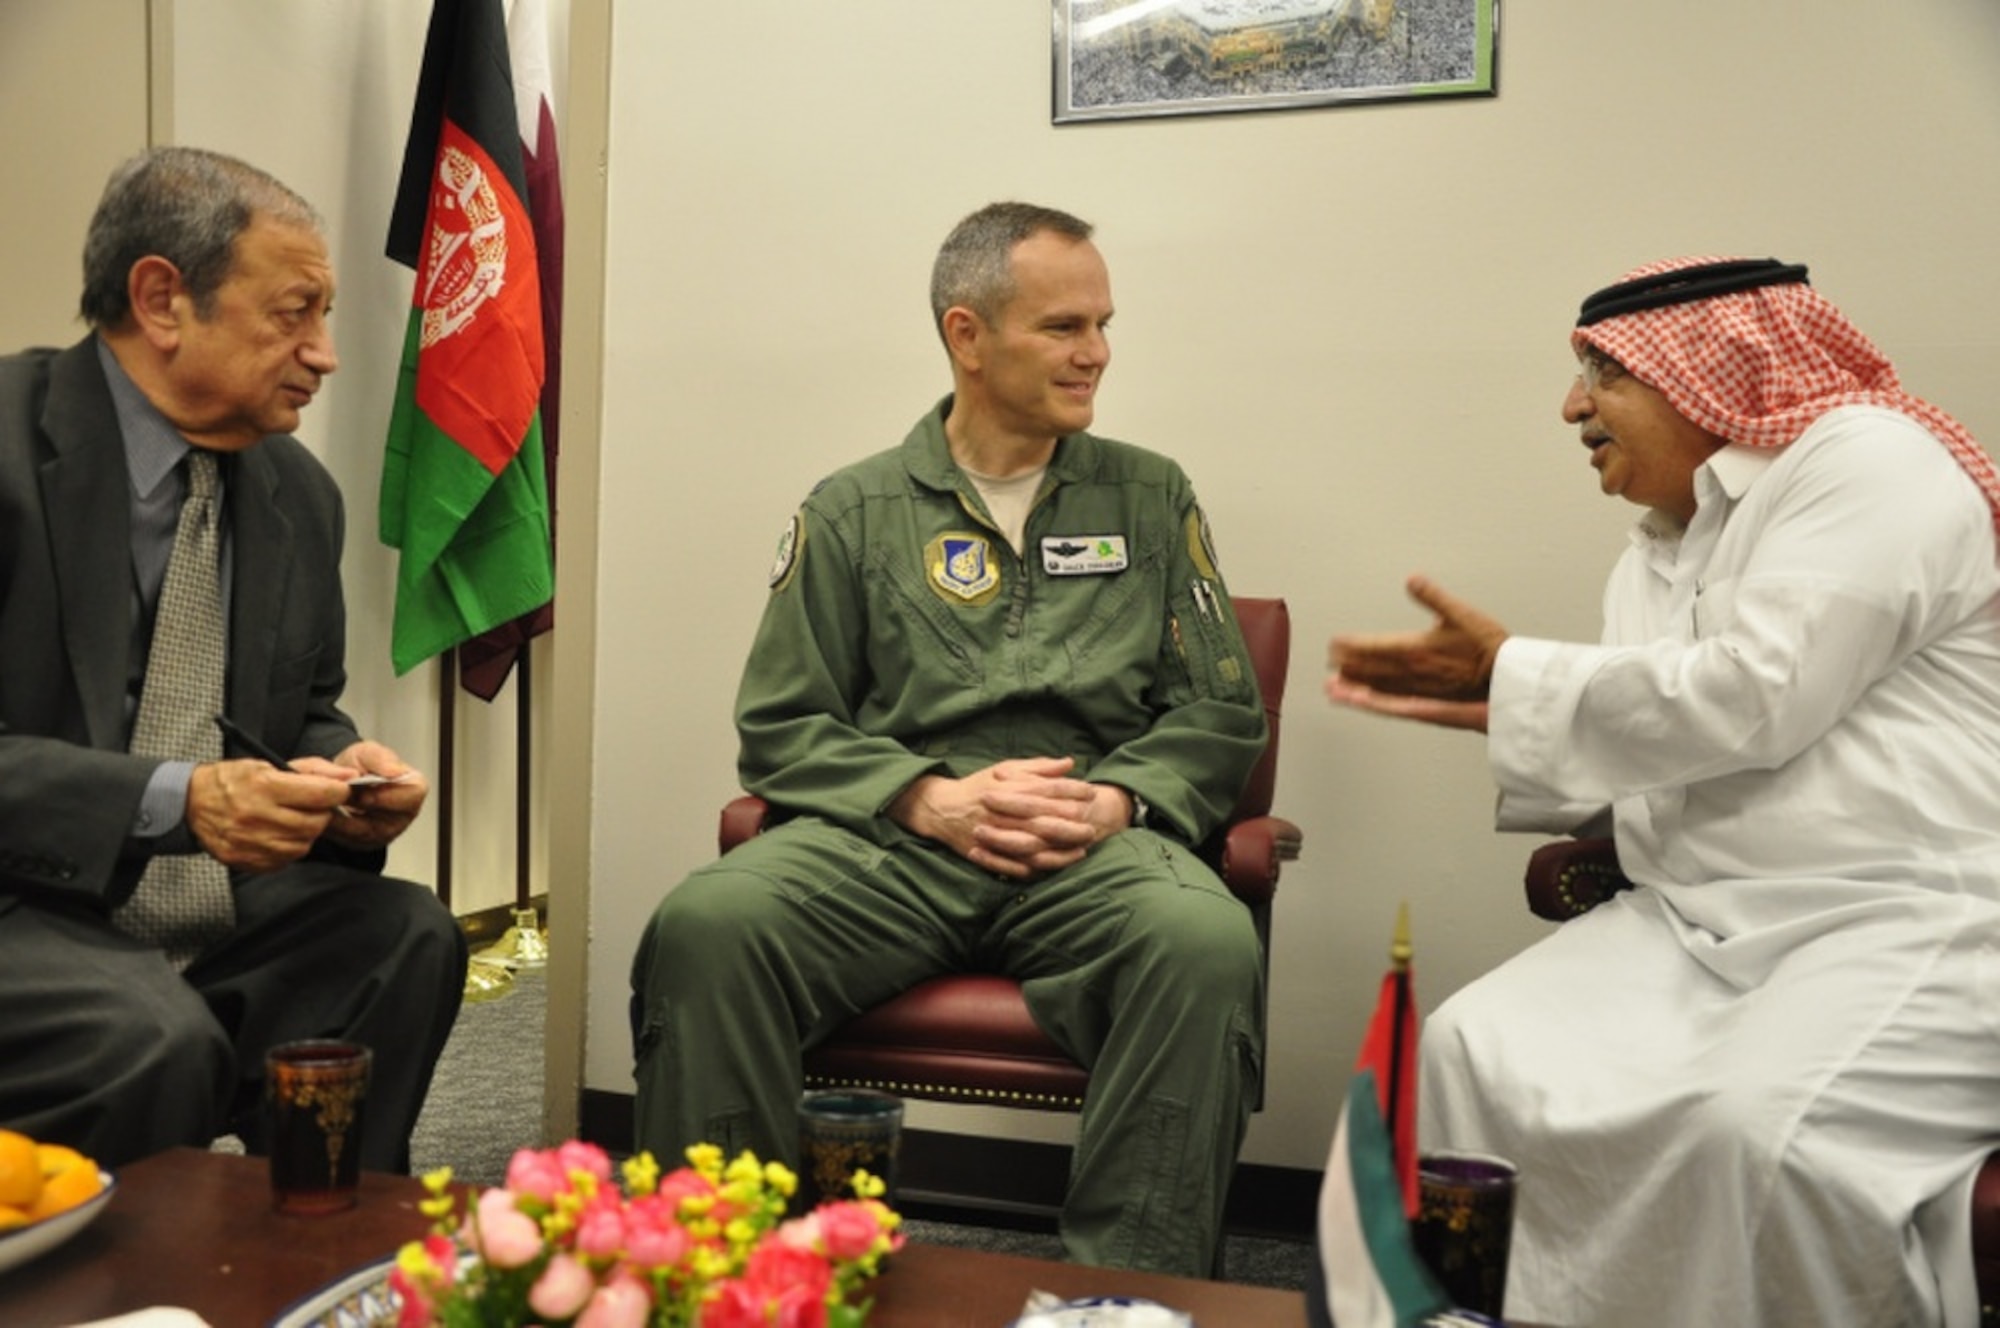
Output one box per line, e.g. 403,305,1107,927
0,1170,118,1277
1010,1295,1193,1326
268,1251,402,1328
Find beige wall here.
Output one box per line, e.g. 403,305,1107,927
0,0,152,350
585,0,2000,1169
6,0,2000,1174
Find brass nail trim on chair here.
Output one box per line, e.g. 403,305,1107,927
803,1072,1086,1111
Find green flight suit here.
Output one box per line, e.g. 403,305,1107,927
632,398,1268,1275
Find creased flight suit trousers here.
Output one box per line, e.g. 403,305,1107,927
631,817,1264,1276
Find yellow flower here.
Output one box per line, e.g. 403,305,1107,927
417,1167,457,1220
723,1151,764,1185
689,1243,734,1281
395,1243,437,1278
621,1150,660,1197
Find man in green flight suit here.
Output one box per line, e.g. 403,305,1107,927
630,201,1269,1276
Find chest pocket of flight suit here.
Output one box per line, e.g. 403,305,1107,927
1062,541,1167,674
868,540,986,687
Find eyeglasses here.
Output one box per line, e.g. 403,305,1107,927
1577,351,1629,394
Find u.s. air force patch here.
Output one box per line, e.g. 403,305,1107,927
768,512,804,591
926,532,1001,606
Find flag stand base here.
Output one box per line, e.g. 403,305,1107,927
477,907,550,971
463,954,516,1004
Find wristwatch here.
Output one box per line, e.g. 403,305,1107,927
1128,791,1152,828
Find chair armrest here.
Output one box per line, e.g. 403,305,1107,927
1970,1150,2000,1314
1524,836,1631,921
720,794,770,855
1213,814,1302,907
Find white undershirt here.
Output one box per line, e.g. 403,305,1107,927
963,465,1047,556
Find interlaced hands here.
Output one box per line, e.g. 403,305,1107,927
1326,574,1509,734
187,739,427,868
889,755,1132,880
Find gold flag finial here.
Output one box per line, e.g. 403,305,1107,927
1390,900,1413,972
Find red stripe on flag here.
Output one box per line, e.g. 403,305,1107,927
410,120,543,477
1356,963,1421,1217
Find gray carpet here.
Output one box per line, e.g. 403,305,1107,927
407,966,1312,1292
410,965,550,1187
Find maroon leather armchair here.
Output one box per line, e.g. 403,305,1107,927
718,595,1302,1113
1525,837,2000,1325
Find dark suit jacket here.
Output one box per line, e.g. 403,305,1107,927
0,337,367,909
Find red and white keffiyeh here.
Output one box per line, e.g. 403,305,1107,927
1573,255,2000,534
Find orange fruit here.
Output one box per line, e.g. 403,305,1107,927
0,1130,41,1210
26,1144,101,1221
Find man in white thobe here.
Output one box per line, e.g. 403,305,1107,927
1327,256,2000,1327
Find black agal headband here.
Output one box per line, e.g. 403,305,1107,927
1576,258,1811,327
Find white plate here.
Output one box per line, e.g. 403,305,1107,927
1010,1296,1191,1326
268,1251,403,1328
0,1170,117,1277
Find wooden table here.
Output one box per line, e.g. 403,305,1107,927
0,1148,1307,1326
1,1148,434,1326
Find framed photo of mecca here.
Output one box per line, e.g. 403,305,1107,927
1053,0,1499,123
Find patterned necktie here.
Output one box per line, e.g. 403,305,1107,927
115,449,235,969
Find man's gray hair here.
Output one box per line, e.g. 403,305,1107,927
930,201,1094,341
80,146,323,328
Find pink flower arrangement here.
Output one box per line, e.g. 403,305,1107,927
391,1140,903,1327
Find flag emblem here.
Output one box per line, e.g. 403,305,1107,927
420,144,510,347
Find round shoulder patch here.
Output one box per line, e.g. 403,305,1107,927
768,512,805,591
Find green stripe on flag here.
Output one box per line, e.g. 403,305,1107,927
381,315,553,675
1347,1072,1452,1325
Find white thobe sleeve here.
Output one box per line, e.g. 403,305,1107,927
1488,410,1996,810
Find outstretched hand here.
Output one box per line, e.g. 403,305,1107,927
1324,673,1492,732
1325,575,1509,733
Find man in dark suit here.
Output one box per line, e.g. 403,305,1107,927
0,147,467,1170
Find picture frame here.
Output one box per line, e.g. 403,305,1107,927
1052,0,1499,124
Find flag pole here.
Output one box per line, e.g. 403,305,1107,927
471,649,549,972
515,647,532,911
1387,901,1413,1145
445,649,517,1002
435,651,455,908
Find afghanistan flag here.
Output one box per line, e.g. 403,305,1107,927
381,0,552,677
455,0,565,701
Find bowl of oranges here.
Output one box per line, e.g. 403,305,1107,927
0,1128,114,1276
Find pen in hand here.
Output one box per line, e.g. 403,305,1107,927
213,714,293,770
213,714,367,817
